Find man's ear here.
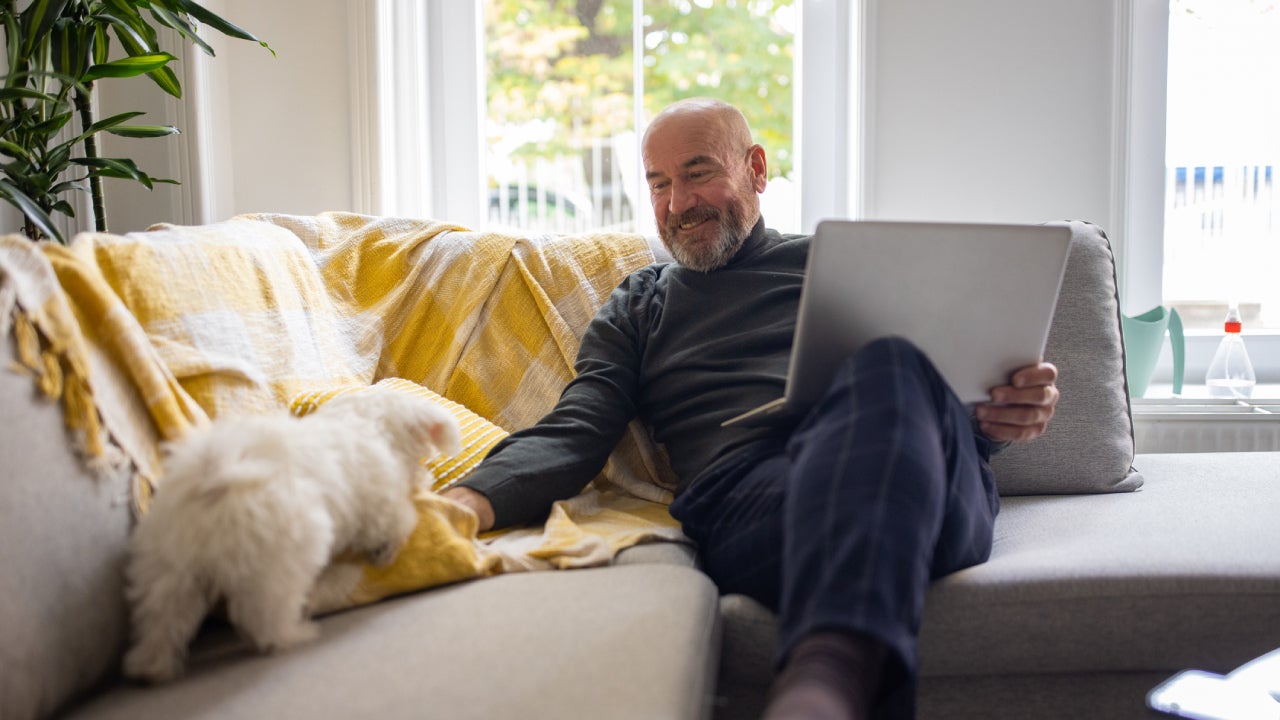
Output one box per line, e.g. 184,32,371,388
748,144,768,192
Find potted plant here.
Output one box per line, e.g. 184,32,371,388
0,0,270,243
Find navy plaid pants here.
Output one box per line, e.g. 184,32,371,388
669,337,999,717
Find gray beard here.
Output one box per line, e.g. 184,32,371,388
661,202,754,273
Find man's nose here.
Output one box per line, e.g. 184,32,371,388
667,181,697,216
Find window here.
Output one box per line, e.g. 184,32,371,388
372,0,861,237
483,0,797,235
1124,0,1277,386
1163,0,1279,332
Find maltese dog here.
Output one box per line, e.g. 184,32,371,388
122,387,462,683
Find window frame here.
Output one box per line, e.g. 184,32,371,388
1123,0,1278,386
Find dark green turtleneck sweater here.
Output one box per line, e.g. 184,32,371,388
457,220,809,529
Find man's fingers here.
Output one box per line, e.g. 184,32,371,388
979,419,1049,443
989,383,1059,407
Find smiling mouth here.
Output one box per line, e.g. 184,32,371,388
673,207,719,233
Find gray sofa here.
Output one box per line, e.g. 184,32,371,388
3,218,1278,720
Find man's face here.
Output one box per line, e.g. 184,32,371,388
643,113,765,272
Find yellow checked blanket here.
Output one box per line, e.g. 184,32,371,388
0,212,686,611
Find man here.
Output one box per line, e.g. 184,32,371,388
443,97,1058,720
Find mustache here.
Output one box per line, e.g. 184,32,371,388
667,205,722,232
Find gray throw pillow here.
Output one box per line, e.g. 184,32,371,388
988,220,1142,494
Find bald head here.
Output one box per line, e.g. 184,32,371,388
642,98,755,159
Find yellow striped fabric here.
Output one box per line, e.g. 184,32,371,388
290,377,508,491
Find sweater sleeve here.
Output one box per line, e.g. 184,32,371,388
454,270,654,529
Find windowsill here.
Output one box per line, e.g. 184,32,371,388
1136,383,1280,404
1131,385,1280,453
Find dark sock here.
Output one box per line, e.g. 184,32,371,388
762,630,887,720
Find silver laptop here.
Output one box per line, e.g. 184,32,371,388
722,220,1072,427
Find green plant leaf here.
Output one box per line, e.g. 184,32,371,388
145,65,182,97
71,155,177,190
0,139,36,164
49,179,87,196
102,17,182,96
105,123,180,138
31,110,74,137
0,86,59,102
46,145,72,172
169,0,259,43
84,110,146,132
19,0,73,58
51,198,75,217
50,16,94,80
146,4,214,57
48,110,144,157
4,11,22,74
73,157,149,184
0,178,63,242
101,0,149,37
82,52,175,81
99,9,153,52
93,22,110,65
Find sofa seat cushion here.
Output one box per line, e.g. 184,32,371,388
919,451,1280,678
716,451,1280,706
67,563,721,720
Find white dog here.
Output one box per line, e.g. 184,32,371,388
122,387,462,683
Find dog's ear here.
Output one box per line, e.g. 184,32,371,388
413,413,461,459
404,404,461,459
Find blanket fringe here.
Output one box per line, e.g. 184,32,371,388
8,307,108,469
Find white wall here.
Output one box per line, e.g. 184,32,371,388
210,0,355,219
864,0,1118,228
62,1,1129,239
98,0,355,233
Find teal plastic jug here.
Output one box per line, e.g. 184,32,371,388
1121,306,1185,398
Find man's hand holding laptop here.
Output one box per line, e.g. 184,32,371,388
975,362,1060,442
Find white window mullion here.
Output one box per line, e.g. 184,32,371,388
359,0,484,225
798,0,843,232
423,1,484,227
1113,0,1170,317
348,0,381,215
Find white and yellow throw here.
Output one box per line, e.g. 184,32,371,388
3,212,687,611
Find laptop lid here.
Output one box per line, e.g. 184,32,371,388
723,220,1071,427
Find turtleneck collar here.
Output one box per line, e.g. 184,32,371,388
720,217,780,269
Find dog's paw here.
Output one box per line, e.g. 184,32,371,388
253,619,320,653
307,563,364,615
123,643,185,684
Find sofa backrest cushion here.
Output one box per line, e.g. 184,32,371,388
988,220,1141,494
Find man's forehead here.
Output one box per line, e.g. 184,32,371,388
645,153,720,179
644,121,734,171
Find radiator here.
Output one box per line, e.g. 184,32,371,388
1132,398,1280,453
